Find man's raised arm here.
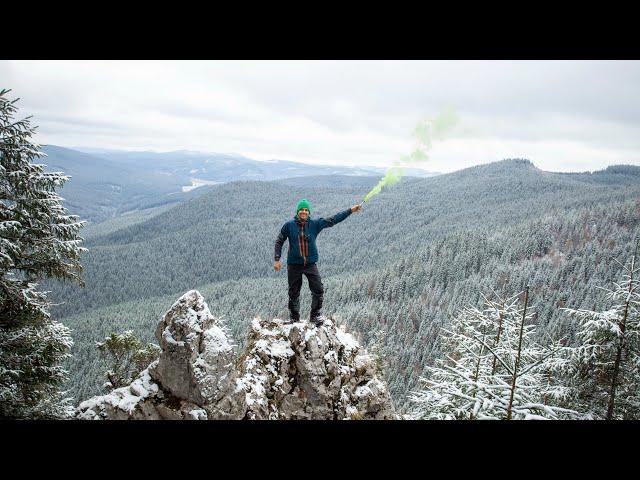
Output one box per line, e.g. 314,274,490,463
317,204,361,231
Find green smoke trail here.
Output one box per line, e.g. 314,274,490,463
363,163,403,203
361,108,458,204
405,108,459,163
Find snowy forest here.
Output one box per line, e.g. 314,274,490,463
2,88,640,420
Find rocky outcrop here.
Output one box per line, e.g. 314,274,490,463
76,290,397,420
240,317,396,419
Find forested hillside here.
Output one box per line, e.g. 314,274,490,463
50,159,640,408
42,146,191,222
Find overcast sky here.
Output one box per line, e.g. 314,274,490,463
2,60,640,173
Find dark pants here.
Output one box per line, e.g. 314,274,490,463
287,263,324,320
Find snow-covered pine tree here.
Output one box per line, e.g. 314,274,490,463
408,297,503,420
0,89,86,418
481,287,578,419
368,327,390,378
409,288,578,420
561,245,640,419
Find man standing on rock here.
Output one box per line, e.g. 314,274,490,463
274,199,361,326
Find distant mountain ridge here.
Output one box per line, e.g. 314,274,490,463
41,146,195,223
42,145,438,223
72,146,440,180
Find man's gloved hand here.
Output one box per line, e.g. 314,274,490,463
351,204,362,213
274,260,282,272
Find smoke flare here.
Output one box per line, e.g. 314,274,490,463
361,108,458,204
363,163,403,203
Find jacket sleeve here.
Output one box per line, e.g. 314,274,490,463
317,208,352,232
274,223,288,261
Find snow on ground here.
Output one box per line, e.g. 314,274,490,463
335,325,359,353
181,178,220,192
77,367,160,419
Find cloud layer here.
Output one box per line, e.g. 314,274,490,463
3,60,640,172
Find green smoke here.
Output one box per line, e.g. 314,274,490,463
432,108,459,140
406,108,459,163
361,108,458,204
363,163,403,203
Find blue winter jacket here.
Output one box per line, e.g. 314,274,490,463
274,209,352,265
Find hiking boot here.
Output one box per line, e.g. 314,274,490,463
310,315,326,327
285,316,300,324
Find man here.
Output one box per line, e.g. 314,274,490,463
274,199,362,326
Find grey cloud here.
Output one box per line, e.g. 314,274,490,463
241,61,639,121
3,60,640,172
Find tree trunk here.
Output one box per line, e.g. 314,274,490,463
506,286,529,420
470,331,486,420
492,282,507,375
605,251,635,419
492,309,504,375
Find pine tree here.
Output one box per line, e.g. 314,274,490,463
0,89,86,418
368,327,390,378
409,288,578,420
408,301,501,419
561,245,640,419
96,331,160,391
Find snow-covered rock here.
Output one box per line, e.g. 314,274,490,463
76,290,397,420
239,317,397,419
77,367,162,420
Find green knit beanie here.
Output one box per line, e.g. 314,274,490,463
296,199,311,214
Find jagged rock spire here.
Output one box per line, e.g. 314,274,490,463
148,290,245,417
